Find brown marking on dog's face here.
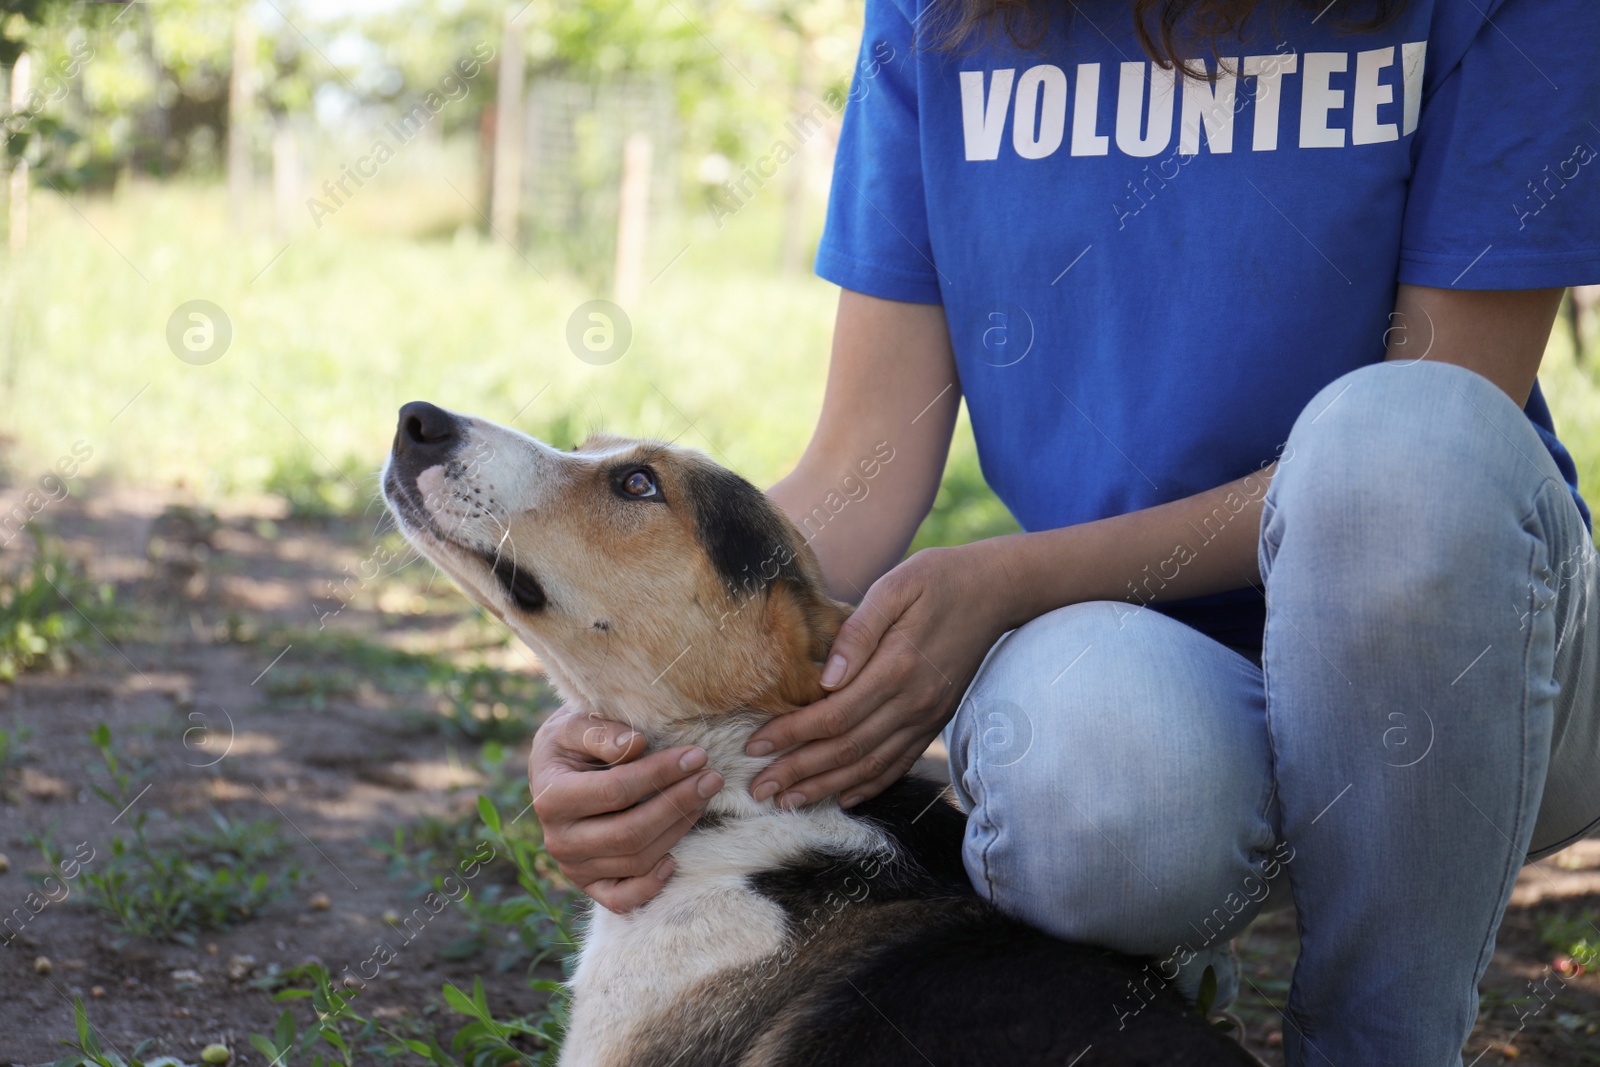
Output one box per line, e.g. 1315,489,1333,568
382,408,848,733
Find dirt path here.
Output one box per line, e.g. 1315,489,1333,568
0,487,1596,1064
0,487,555,1061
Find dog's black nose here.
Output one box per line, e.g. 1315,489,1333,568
394,401,460,462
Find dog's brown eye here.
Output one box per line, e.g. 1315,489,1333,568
622,470,657,498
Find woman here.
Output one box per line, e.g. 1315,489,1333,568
528,1,1600,1061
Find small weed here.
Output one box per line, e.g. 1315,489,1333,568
39,725,303,944
184,809,299,870
264,666,362,711
0,721,32,790
264,629,553,740
459,796,579,984
258,796,577,1066
266,452,376,521
1538,910,1600,970
0,532,120,681
49,997,158,1067
374,742,542,883
252,967,549,1067
430,666,549,744
372,743,558,970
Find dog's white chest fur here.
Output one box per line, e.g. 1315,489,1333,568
559,808,887,1067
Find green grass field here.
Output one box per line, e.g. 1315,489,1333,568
2,178,1596,548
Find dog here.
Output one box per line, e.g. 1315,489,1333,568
382,401,1261,1067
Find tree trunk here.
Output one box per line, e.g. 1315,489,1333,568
138,4,170,174
9,54,31,256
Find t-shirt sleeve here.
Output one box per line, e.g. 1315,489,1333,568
814,0,943,304
1399,0,1600,289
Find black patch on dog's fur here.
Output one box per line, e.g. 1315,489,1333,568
632,775,1262,1067
748,779,972,912
850,776,973,889
771,905,1259,1066
680,463,803,598
484,551,546,612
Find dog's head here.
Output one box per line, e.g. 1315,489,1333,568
381,402,849,733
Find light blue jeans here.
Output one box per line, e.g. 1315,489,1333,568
944,362,1600,1066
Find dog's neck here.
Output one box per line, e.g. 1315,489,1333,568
650,709,802,821
559,587,853,822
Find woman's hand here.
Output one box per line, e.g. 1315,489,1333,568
743,543,1012,809
529,704,724,913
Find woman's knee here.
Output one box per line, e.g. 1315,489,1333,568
947,602,1276,954
1270,361,1558,547
1264,361,1569,625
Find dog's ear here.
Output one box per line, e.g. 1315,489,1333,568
679,459,851,713
759,583,852,713
680,463,806,597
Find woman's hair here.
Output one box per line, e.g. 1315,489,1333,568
927,0,1409,71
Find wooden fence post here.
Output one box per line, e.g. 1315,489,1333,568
272,118,301,238
613,132,652,306
780,36,815,276
490,4,526,243
228,4,257,231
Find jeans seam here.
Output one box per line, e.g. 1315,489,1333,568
956,629,1021,907
1260,562,1322,1045
1466,494,1547,983
970,749,999,905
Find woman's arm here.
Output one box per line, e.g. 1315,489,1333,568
975,283,1566,620
767,289,963,599
744,284,1567,809
1387,284,1563,404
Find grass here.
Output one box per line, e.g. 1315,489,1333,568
33,725,304,945
52,792,580,1067
265,452,378,522
0,178,1014,554
372,740,563,971
245,795,576,1067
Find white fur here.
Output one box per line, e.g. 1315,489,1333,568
562,799,889,1067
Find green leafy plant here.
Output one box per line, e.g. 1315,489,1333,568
50,997,157,1067
0,532,120,681
1539,910,1600,971
252,966,546,1067
372,751,568,972
39,725,302,944
467,795,579,990
373,741,544,886
431,666,549,744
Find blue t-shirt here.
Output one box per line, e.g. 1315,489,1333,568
816,0,1600,647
